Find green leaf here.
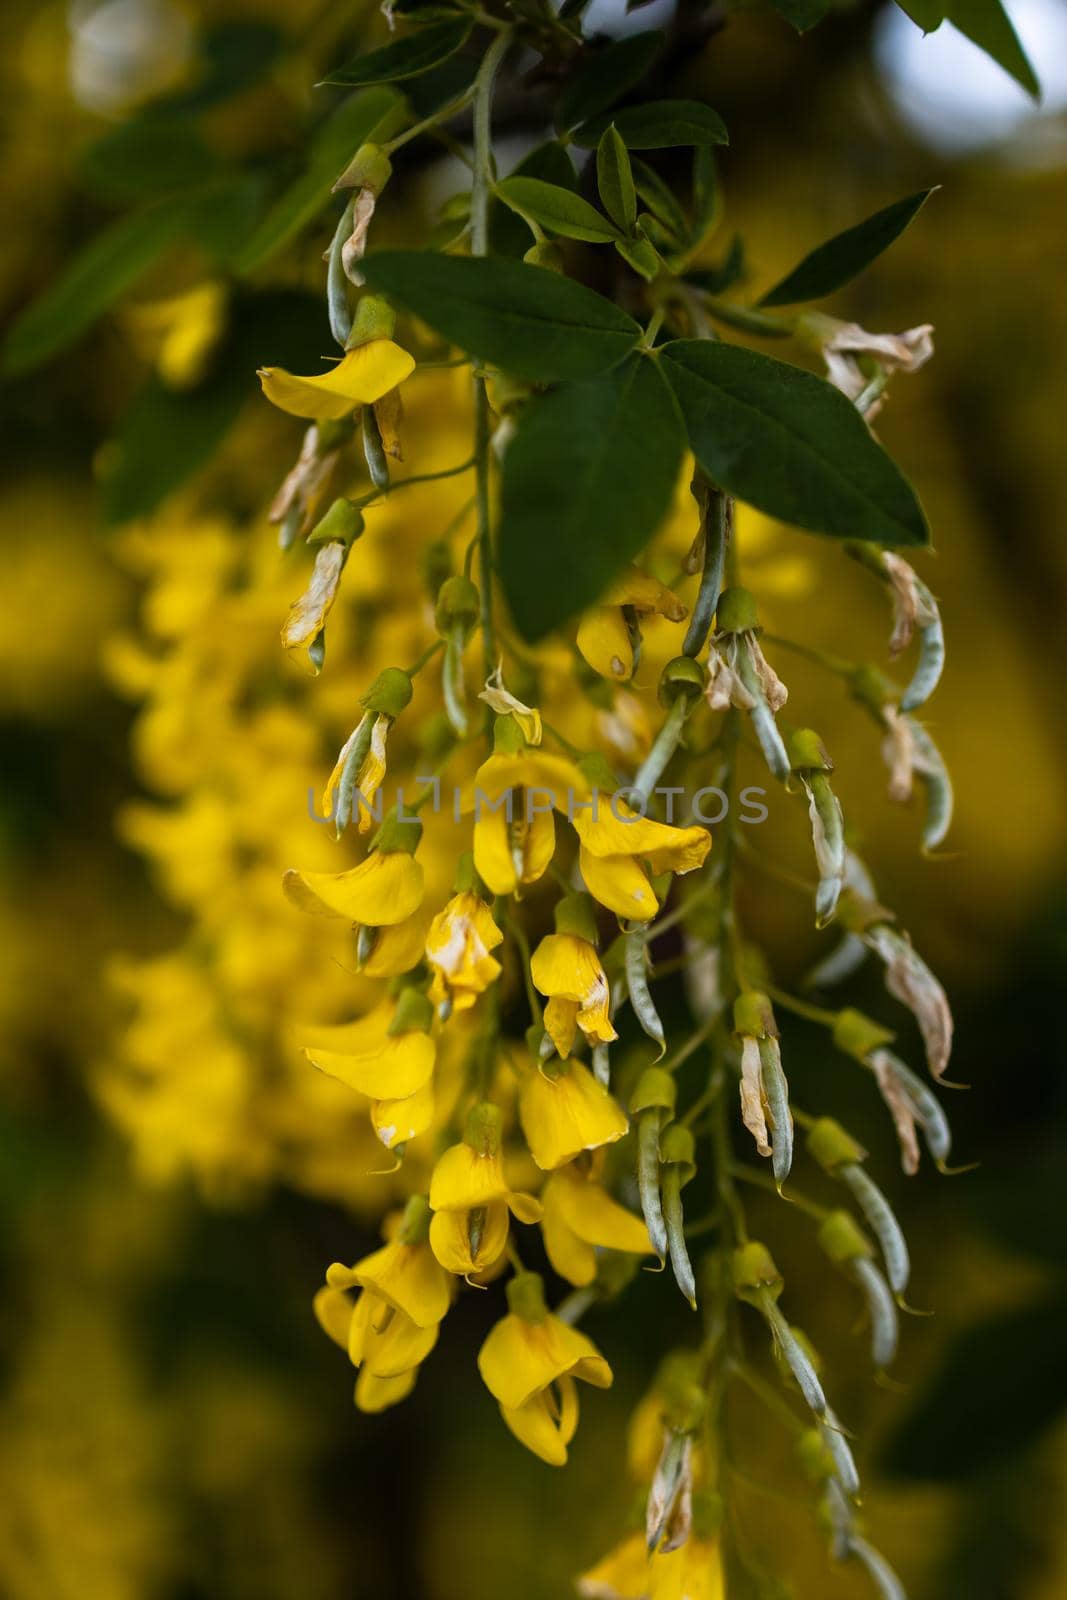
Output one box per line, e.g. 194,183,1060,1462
359,251,642,380
596,126,637,231
615,235,660,281
556,31,664,132
768,0,833,31
498,355,684,638
103,291,327,522
79,117,222,201
884,1295,1067,1481
235,87,401,273
321,18,472,86
894,0,945,28
946,0,1040,99
684,234,746,295
2,203,190,377
660,340,928,546
631,158,687,242
491,143,578,256
759,189,937,307
494,177,621,243
575,99,729,150
150,21,283,115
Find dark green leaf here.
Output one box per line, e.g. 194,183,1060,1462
495,177,620,243
616,234,660,280
79,117,221,201
403,51,479,116
556,31,664,132
186,175,270,265
359,251,642,381
103,291,327,522
946,0,1040,99
491,143,578,256
597,126,637,231
321,18,472,86
759,189,937,307
895,0,945,28
2,204,190,377
499,355,684,638
768,0,833,31
884,1295,1067,1481
631,158,687,241
235,88,401,273
575,99,728,150
690,146,720,246
661,340,929,546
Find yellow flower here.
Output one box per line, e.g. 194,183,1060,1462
315,1197,452,1413
520,1060,628,1171
126,281,227,389
577,567,687,682
303,991,434,1100
531,895,616,1058
425,890,503,1013
541,1164,651,1286
574,806,710,922
428,1103,542,1275
371,1077,435,1153
578,1534,725,1600
258,340,415,421
357,909,432,978
284,846,424,927
461,747,587,895
477,1272,612,1465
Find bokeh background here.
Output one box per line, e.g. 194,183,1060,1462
2,2,1066,1597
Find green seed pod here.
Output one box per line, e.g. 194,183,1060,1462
361,405,389,491
636,1111,668,1263
625,930,665,1058
840,1163,910,1295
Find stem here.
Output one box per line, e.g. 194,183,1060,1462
632,694,688,806
384,87,477,156
763,984,838,1028
762,632,854,679
355,457,476,509
684,488,730,657
469,30,511,687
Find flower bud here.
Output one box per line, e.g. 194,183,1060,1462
817,1210,872,1265
788,727,833,773
630,1067,677,1116
807,1117,867,1172
732,1240,782,1304
832,1007,896,1062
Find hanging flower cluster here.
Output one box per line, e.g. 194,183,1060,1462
93,7,969,1596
